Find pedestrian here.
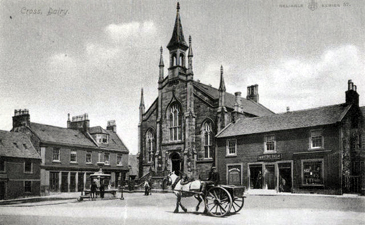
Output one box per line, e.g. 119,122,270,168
91,181,97,201
144,180,150,196
100,181,105,199
256,171,262,189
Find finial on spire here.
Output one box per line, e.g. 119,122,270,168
189,35,191,44
159,46,164,68
160,46,163,54
221,65,223,75
140,88,145,107
177,2,180,12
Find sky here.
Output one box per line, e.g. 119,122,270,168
1,0,364,155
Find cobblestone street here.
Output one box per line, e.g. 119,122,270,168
0,192,363,225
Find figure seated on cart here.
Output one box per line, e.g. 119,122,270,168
201,166,220,193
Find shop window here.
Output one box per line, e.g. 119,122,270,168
310,130,323,149
70,150,77,163
302,160,324,185
24,161,32,173
264,135,276,152
104,153,110,165
86,152,92,164
53,148,60,161
117,154,123,166
98,152,102,162
226,139,237,156
50,172,59,192
24,181,32,193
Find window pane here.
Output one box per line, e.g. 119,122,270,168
312,136,322,148
25,161,32,173
24,181,31,192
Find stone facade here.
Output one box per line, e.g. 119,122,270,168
138,3,274,181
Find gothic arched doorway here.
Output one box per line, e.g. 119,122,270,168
171,152,181,175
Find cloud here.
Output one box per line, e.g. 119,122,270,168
105,21,157,44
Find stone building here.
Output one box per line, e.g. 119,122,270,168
0,130,41,199
137,3,274,182
12,110,129,194
216,80,364,195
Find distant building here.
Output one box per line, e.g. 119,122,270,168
216,80,364,195
138,3,274,183
12,111,129,194
0,130,41,199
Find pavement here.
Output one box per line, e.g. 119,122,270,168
0,188,363,206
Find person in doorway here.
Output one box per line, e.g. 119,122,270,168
144,180,150,196
279,175,286,192
256,171,262,189
90,181,97,201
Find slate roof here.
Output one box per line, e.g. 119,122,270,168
193,81,274,117
29,123,96,147
0,130,40,159
89,126,107,134
217,103,352,138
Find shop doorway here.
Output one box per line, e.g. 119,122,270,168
61,172,68,192
265,165,275,190
171,153,181,175
0,182,5,200
78,173,84,191
50,172,59,192
249,165,263,189
278,163,292,192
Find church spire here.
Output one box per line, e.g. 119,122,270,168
218,65,226,92
139,88,145,110
167,2,188,50
159,47,164,82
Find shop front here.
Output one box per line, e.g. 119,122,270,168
248,153,293,193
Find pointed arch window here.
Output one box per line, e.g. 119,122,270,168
180,53,185,67
202,121,214,159
145,130,154,162
169,104,182,141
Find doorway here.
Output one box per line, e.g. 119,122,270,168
278,163,292,192
171,153,181,175
265,165,275,190
0,182,5,200
61,172,68,192
249,165,263,189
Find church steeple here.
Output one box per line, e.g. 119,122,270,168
167,2,188,51
167,2,188,80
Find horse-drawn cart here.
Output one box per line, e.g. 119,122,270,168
164,172,246,217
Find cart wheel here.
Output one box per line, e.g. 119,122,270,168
204,186,232,217
230,196,244,214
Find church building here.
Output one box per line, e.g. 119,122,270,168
137,3,274,181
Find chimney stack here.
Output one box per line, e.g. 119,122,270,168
106,120,117,133
345,79,359,106
234,92,242,112
68,113,90,133
247,84,259,103
13,109,31,129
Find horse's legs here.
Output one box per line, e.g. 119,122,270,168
174,194,180,213
194,195,203,211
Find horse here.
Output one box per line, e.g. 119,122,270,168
163,172,206,213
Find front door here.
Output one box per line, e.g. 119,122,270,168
265,165,275,190
171,153,181,175
61,172,68,192
0,182,5,200
278,163,292,192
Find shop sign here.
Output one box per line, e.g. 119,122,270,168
258,154,281,161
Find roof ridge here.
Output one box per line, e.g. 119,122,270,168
275,103,346,115
30,122,70,130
